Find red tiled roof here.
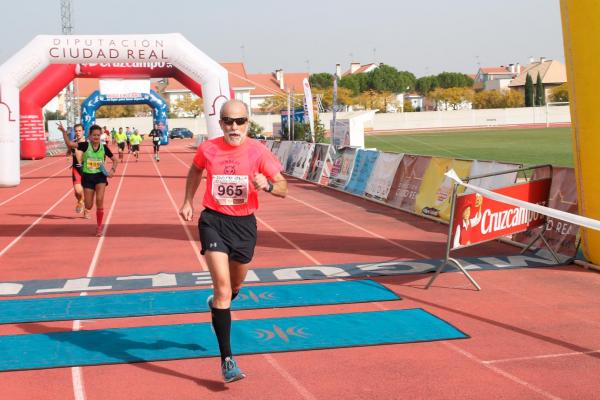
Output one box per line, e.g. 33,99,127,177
480,67,511,74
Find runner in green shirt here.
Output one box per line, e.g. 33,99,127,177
129,131,143,162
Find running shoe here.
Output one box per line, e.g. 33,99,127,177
156,155,160,162
75,201,84,213
221,356,246,383
96,225,103,237
83,209,91,219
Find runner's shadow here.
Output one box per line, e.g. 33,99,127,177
19,323,226,392
8,213,80,220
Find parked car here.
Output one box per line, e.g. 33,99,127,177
169,128,194,139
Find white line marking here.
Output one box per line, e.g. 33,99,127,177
442,341,564,400
71,156,131,400
0,165,69,207
150,152,207,270
287,194,429,259
483,349,600,365
0,189,72,258
21,157,62,177
257,217,321,265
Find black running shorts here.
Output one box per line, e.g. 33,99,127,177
82,172,108,189
198,208,257,264
131,144,140,152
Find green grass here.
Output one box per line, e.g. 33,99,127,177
365,127,574,167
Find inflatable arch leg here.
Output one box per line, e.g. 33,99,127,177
560,0,600,264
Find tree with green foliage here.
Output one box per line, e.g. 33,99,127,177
436,72,474,88
524,73,534,107
309,73,334,88
43,110,66,131
415,75,439,95
339,73,369,95
247,120,264,138
535,72,545,106
549,83,569,102
366,65,415,93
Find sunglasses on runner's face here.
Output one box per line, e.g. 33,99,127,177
222,117,248,126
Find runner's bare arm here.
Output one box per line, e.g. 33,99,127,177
179,164,204,221
108,155,118,178
57,122,78,149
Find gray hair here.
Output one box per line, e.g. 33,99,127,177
220,99,249,119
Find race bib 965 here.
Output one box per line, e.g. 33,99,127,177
212,175,249,205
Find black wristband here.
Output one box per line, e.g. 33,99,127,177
265,181,274,193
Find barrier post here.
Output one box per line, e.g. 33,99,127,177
426,165,553,291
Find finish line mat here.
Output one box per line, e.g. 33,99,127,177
0,280,399,324
0,252,561,297
0,308,467,371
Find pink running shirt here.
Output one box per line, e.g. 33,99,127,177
193,137,282,216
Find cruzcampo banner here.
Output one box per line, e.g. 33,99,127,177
386,155,431,212
514,167,580,256
415,157,473,221
344,149,379,196
450,178,551,249
364,152,404,202
328,147,357,189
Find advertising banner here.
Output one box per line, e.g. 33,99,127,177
364,152,404,202
514,167,579,256
302,78,315,142
285,142,303,174
465,160,520,193
386,155,431,212
450,178,551,249
275,140,292,167
328,147,357,189
291,142,315,179
344,150,379,195
306,144,332,182
331,119,350,148
415,158,473,221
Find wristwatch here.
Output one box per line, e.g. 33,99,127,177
265,181,274,193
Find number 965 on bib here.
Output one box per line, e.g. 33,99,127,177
212,175,249,205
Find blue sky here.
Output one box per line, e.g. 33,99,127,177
0,0,565,76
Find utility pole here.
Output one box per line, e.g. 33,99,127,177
60,0,80,129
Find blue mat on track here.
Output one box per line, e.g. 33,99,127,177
0,280,398,324
0,308,467,371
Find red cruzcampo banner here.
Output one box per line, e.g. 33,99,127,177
451,178,551,249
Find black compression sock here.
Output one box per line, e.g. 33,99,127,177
211,307,232,362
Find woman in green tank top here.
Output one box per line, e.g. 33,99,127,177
75,125,119,236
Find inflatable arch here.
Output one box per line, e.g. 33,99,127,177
81,90,170,145
0,33,230,186
560,0,600,264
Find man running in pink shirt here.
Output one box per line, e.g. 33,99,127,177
179,99,287,383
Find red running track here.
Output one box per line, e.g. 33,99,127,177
0,139,599,400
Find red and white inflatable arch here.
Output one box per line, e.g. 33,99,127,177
0,33,230,187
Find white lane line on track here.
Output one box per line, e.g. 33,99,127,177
286,193,429,259
483,349,600,364
0,189,72,258
21,157,62,177
150,152,207,270
167,147,317,399
71,156,131,400
442,341,564,400
0,165,69,208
